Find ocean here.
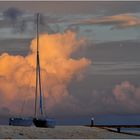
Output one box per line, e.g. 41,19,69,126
57,114,140,131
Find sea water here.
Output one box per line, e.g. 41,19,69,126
56,114,140,131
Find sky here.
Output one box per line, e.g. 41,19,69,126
0,1,140,120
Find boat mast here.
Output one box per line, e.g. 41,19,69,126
35,13,43,118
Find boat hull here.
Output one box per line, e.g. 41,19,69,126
33,118,55,128
9,117,33,126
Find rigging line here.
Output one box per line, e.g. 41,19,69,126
35,13,44,117
38,53,43,115
35,13,39,118
35,52,38,118
37,13,44,116
43,70,49,117
40,69,47,117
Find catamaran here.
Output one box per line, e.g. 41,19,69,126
33,13,55,128
9,13,55,127
9,117,32,126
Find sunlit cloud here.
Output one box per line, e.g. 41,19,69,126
0,31,91,116
113,81,140,112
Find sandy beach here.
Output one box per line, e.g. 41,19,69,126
0,125,139,139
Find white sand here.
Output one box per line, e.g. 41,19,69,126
0,125,140,139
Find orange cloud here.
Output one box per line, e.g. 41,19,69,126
74,14,140,29
0,31,91,115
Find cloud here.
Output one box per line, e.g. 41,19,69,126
73,14,140,29
56,80,140,117
2,9,62,34
88,62,140,75
0,31,91,116
81,80,140,115
113,81,140,112
3,7,23,21
90,81,140,114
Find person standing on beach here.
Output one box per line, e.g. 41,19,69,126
91,117,95,127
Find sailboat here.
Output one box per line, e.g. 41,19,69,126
9,117,32,126
33,13,56,128
9,90,32,126
9,13,55,127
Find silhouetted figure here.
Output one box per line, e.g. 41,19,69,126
117,127,121,133
91,117,95,127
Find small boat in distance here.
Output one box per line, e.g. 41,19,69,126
33,13,56,128
9,117,32,126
